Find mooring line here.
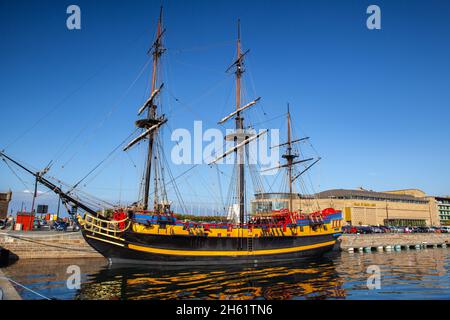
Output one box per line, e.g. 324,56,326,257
0,276,52,300
0,232,96,253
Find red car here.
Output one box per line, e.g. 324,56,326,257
342,226,358,234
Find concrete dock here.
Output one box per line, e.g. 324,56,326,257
0,268,22,300
0,231,103,260
339,233,450,252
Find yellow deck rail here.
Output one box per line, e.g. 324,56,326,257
78,213,131,240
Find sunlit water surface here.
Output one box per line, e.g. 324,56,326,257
1,248,449,300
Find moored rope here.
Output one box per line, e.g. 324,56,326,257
0,276,51,300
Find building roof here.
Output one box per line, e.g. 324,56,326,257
383,189,427,198
254,192,313,200
316,189,428,202
0,191,12,202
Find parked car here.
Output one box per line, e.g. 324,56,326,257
342,226,358,234
404,227,414,233
439,226,450,233
33,218,42,230
52,220,68,232
33,218,51,231
409,226,418,233
388,226,401,233
369,226,383,233
356,226,373,234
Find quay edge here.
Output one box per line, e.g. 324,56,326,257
0,268,22,300
339,233,450,252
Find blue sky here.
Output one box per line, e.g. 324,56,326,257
1,0,450,214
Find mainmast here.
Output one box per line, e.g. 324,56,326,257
235,20,245,227
212,20,263,228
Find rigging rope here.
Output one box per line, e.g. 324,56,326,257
1,157,31,191
215,165,226,213
0,276,52,300
69,128,139,192
58,58,152,172
2,65,111,152
167,40,233,54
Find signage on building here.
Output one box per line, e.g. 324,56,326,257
36,205,48,214
353,202,376,207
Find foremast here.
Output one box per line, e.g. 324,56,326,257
144,7,165,211
124,7,167,212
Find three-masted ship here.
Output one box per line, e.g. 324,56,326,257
0,9,342,265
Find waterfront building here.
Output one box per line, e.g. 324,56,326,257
0,191,12,220
433,196,450,226
252,188,440,227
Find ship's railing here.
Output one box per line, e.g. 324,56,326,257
78,213,131,240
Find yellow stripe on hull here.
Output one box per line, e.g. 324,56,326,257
86,234,126,247
132,221,342,238
128,240,336,257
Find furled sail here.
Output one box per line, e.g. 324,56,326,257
270,137,309,149
137,83,164,116
260,157,314,172
208,129,268,165
123,118,167,152
218,97,261,124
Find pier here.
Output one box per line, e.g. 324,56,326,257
339,233,450,252
0,231,102,260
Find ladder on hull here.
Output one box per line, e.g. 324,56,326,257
247,234,253,252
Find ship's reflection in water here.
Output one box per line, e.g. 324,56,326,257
2,248,449,300
76,255,345,300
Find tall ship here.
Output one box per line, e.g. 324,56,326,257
0,9,342,265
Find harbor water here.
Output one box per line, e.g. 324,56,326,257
1,248,449,300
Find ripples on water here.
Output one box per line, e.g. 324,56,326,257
1,248,449,300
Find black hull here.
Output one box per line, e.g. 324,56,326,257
82,230,338,266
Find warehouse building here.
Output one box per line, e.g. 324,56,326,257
252,188,440,227
0,191,12,220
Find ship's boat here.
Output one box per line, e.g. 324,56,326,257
0,7,342,265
